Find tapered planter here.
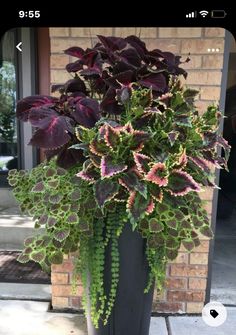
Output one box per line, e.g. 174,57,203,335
86,222,155,335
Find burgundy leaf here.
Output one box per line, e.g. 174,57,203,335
72,97,100,128
64,46,84,58
101,87,123,115
101,156,127,178
168,170,201,196
145,163,168,186
94,179,119,207
133,152,151,174
125,35,148,60
189,156,211,174
119,171,147,198
29,113,72,149
104,124,120,149
54,229,70,242
16,95,58,121
127,191,150,222
97,35,127,51
139,73,167,92
64,78,87,93
119,48,141,67
56,147,85,169
66,60,83,73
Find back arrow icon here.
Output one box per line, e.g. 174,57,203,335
16,42,22,52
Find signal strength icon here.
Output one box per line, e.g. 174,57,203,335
186,11,196,18
199,10,209,17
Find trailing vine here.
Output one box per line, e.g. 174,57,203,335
9,34,230,328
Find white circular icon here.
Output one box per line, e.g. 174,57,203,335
202,301,227,327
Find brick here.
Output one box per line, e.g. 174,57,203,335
159,28,202,38
152,301,185,313
193,240,210,253
50,28,70,37
200,86,221,101
169,252,189,264
167,290,205,302
190,253,209,265
51,69,71,83
204,28,225,37
180,55,202,69
52,284,83,297
52,296,69,308
70,27,113,37
52,261,73,273
51,38,92,53
186,71,222,85
146,39,181,53
154,289,166,301
186,302,204,313
50,54,69,68
69,297,82,309
202,55,224,69
200,187,214,201
194,100,215,115
51,273,69,285
170,264,208,277
166,278,187,289
181,39,224,54
189,278,207,290
115,27,136,37
139,28,157,38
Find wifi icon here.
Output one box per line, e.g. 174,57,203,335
199,10,209,17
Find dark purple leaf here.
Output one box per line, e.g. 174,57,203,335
125,35,148,60
16,95,58,121
94,179,119,207
139,73,167,92
64,78,87,93
117,87,132,104
66,60,83,73
56,147,85,169
119,48,141,67
182,239,195,251
97,35,127,51
101,156,127,178
64,46,84,58
168,170,201,196
101,87,123,115
29,112,72,149
72,97,100,128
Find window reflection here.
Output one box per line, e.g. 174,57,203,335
0,30,18,183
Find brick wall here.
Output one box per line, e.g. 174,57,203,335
49,27,226,314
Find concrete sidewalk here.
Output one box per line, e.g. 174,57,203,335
0,300,236,335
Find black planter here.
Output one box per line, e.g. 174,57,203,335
86,222,154,335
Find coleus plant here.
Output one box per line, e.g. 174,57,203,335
9,35,230,328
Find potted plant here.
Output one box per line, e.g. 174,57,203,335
8,35,230,335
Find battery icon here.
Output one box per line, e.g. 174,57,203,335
211,10,227,18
